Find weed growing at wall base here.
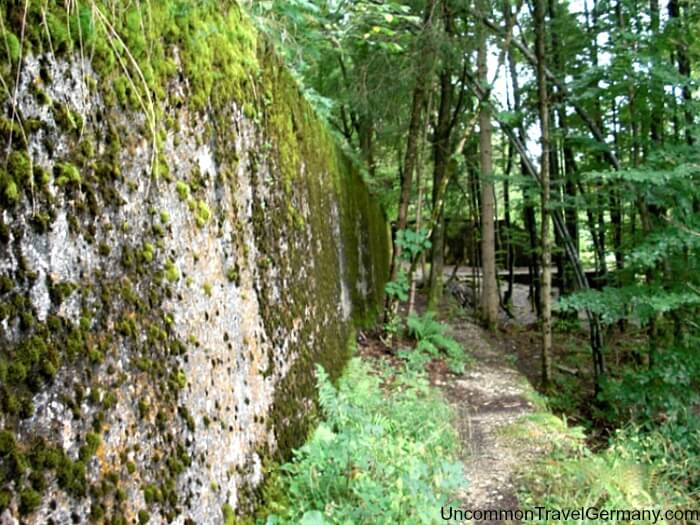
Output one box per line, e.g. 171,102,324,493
264,358,466,524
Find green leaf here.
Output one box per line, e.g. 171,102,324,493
300,511,327,525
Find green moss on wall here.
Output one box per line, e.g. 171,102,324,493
0,0,388,521
242,43,390,496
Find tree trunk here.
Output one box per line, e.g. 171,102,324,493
468,76,606,388
478,15,498,330
427,1,456,311
388,85,425,285
503,142,515,308
548,0,569,294
534,0,553,388
358,116,376,179
650,0,664,144
506,26,541,316
384,0,436,321
596,191,608,281
644,0,663,363
524,190,542,316
669,0,693,145
561,114,579,296
467,142,482,312
408,92,433,315
427,67,454,311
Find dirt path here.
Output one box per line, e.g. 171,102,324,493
432,307,546,524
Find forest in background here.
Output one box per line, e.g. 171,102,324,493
251,0,700,521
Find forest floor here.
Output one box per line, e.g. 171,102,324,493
428,291,549,524
432,305,540,523
428,279,577,523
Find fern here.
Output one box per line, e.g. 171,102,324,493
406,312,443,340
404,313,470,374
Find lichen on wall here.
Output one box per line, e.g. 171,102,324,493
0,1,389,523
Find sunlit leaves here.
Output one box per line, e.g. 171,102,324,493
558,285,700,325
385,270,410,302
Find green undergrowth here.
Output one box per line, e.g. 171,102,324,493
400,312,472,375
521,332,700,522
261,358,465,524
510,391,699,523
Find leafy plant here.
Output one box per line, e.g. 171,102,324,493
405,312,470,374
517,342,700,522
395,228,431,261
384,229,431,306
558,285,700,327
384,269,409,303
265,359,466,524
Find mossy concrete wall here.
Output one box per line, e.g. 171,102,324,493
0,2,389,522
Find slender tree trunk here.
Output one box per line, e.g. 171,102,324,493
478,16,498,330
611,6,626,287
389,86,425,284
503,142,515,308
668,0,692,341
408,92,433,315
644,0,663,364
427,67,454,310
358,116,376,179
427,2,457,311
524,190,542,316
578,180,604,281
467,142,482,311
561,114,579,297
407,134,425,317
548,0,572,294
611,191,624,274
471,78,606,387
650,0,664,144
597,192,608,281
384,0,436,320
589,0,608,285
669,0,693,145
507,28,541,316
501,0,516,311
535,0,553,388
550,129,565,289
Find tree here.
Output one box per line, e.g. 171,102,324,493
534,0,552,387
477,3,497,330
427,1,457,311
387,0,437,319
256,0,699,398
